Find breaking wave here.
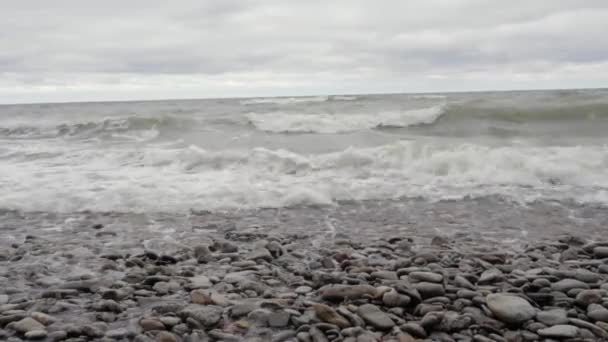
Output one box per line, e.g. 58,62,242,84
2,140,607,212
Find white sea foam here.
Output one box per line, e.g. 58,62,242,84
247,105,446,133
1,141,607,212
240,96,329,105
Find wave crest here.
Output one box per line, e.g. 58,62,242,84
247,105,446,133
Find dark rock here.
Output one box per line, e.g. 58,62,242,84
357,304,395,330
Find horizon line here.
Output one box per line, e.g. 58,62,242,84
1,85,606,106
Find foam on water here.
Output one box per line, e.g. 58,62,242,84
247,105,446,133
2,140,607,212
240,95,329,105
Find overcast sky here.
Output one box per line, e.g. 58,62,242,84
1,0,607,104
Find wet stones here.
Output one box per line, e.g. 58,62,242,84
486,294,536,325
319,284,378,301
413,282,445,299
409,271,443,283
312,303,350,328
551,279,590,292
538,324,579,338
357,304,395,330
536,309,568,326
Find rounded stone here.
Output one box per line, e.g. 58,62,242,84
486,294,536,325
538,324,579,338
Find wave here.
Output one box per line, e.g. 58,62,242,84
2,141,608,212
240,96,329,105
247,105,446,133
0,115,202,140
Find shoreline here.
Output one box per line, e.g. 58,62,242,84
1,202,608,341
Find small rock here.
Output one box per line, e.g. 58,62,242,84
536,309,568,326
594,246,608,258
188,275,212,289
382,289,411,307
139,318,165,331
551,279,590,292
268,310,290,328
587,304,608,322
538,324,579,338
247,248,273,262
11,317,45,334
157,331,178,342
312,303,350,328
295,286,313,294
0,294,8,305
478,269,503,285
413,282,445,299
576,289,604,307
30,312,53,326
24,330,47,340
409,272,443,283
486,294,536,325
191,290,213,305
357,304,395,330
320,284,378,301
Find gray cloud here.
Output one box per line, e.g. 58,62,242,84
1,0,607,103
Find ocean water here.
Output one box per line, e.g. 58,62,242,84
1,89,608,214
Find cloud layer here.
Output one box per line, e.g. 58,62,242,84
1,0,607,103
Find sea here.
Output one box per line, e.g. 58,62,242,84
1,89,608,244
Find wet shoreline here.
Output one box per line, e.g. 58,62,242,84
1,198,608,341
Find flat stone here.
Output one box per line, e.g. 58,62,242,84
230,302,259,317
538,324,579,338
268,310,290,328
11,317,45,333
594,246,608,258
158,331,179,342
536,309,568,326
413,282,445,299
105,328,129,339
478,269,504,284
551,279,590,292
382,289,411,307
0,295,8,305
357,304,395,330
409,272,443,283
139,318,165,331
587,304,608,322
312,303,350,328
30,312,53,326
576,289,604,307
320,284,378,301
454,275,476,290
295,286,313,294
247,248,273,262
24,330,47,340
180,305,223,327
371,271,398,280
188,275,212,289
486,294,536,325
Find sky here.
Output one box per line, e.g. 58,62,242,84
1,0,607,104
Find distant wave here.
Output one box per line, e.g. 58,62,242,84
0,115,202,141
247,105,447,133
240,96,329,105
410,94,447,100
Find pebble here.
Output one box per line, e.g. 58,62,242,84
536,309,568,326
10,317,46,333
537,324,579,338
486,294,536,325
413,282,445,298
320,284,378,301
139,318,165,331
551,279,590,292
357,304,395,330
409,271,443,283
